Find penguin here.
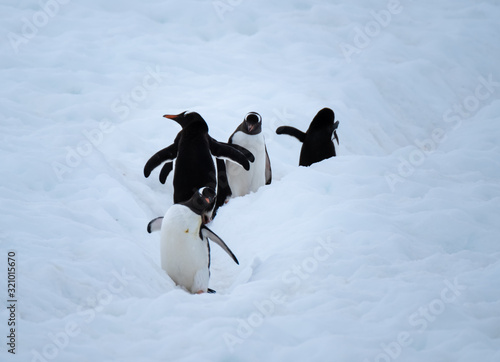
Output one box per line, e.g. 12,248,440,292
147,187,239,294
276,107,339,166
144,111,255,222
223,112,272,198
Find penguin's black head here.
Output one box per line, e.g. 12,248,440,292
243,112,262,135
196,187,216,209
309,107,336,135
164,111,208,131
183,187,216,222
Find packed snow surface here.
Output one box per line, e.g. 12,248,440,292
1,0,500,361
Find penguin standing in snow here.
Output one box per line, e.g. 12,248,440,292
147,187,239,294
144,111,254,222
276,107,339,166
223,112,272,199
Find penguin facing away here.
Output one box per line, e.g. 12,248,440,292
224,112,272,198
144,111,255,222
147,187,239,294
276,107,339,166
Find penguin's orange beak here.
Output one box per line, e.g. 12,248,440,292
163,111,187,120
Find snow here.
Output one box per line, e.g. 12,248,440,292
1,0,500,361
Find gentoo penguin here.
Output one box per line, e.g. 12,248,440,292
223,112,272,198
276,107,339,166
147,187,239,294
144,111,254,221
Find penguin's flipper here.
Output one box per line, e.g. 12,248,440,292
333,130,339,145
144,133,180,178
147,217,164,233
215,159,231,211
159,162,174,184
276,126,306,143
144,143,178,178
333,121,340,145
200,226,239,265
265,145,272,185
209,139,253,171
224,143,255,163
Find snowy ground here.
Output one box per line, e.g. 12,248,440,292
1,0,500,361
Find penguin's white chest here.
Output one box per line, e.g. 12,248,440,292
226,132,266,197
160,205,209,293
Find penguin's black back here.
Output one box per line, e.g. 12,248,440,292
174,125,217,203
299,108,336,166
299,131,335,166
